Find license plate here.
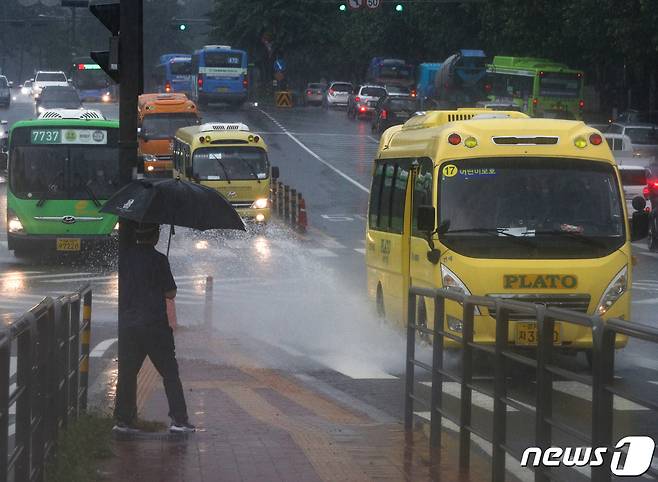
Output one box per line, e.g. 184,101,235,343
216,87,229,93
56,238,81,251
515,322,561,346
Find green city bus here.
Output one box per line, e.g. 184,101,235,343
485,56,585,120
6,113,120,255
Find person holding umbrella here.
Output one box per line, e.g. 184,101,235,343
113,222,195,433
101,178,245,434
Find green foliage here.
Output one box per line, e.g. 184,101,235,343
45,413,114,482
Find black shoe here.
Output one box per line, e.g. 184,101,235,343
112,421,140,434
169,420,196,433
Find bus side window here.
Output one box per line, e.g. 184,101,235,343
390,163,407,233
412,158,433,234
369,162,385,229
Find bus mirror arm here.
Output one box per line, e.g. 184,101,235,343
416,205,440,264
425,232,441,265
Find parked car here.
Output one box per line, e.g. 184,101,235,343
371,95,421,134
606,122,658,161
35,85,82,116
304,83,325,106
32,70,69,98
347,85,387,119
0,76,10,107
323,81,352,108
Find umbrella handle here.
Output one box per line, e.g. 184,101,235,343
166,224,175,256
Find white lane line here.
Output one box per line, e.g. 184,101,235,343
1,272,93,281
419,381,533,413
43,276,115,283
367,135,380,144
632,242,649,252
413,412,534,482
551,381,648,411
354,248,366,255
90,338,118,358
307,248,338,258
632,298,658,305
259,109,370,193
312,354,398,379
317,237,346,250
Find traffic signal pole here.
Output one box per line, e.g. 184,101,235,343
117,0,142,320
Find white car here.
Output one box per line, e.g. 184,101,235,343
347,85,387,119
323,81,352,108
618,165,649,215
32,71,69,99
606,122,658,162
603,133,652,166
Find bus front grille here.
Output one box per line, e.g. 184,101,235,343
486,294,591,320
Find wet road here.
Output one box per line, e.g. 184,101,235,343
2,91,658,480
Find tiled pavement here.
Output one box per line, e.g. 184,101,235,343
99,329,496,482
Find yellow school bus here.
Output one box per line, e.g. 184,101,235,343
366,108,642,356
172,123,278,224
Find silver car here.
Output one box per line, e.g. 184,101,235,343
304,83,325,106
324,81,352,108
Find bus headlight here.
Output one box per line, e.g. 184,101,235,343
8,212,24,234
596,266,628,316
441,264,480,314
102,92,111,103
251,198,268,209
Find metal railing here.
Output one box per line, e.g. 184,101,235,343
0,285,92,482
405,286,658,482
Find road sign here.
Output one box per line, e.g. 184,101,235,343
275,91,293,108
366,0,381,9
348,0,364,10
274,58,286,72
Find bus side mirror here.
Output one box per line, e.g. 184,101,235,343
631,196,649,241
271,166,280,179
417,205,435,232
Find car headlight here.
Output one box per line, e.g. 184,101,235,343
8,211,24,234
102,93,111,102
146,165,155,172
37,106,45,113
251,198,268,209
596,266,628,316
441,264,480,314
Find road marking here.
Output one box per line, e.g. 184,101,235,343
0,272,93,281
43,275,115,283
317,237,346,250
551,381,648,411
312,354,398,379
632,297,658,305
90,338,118,358
354,248,366,254
307,248,338,258
259,109,370,193
419,381,532,412
367,135,380,144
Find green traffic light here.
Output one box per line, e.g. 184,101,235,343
339,4,346,11
395,4,404,12
179,24,187,31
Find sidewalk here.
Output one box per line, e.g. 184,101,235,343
99,327,494,482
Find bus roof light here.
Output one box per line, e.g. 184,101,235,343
574,137,587,148
448,133,462,145
589,133,603,145
464,137,478,148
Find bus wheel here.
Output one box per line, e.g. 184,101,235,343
376,284,386,320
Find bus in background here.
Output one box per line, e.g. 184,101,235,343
366,58,415,92
172,123,279,225
153,54,193,96
486,56,585,120
137,93,200,177
6,109,120,256
70,57,115,103
192,45,248,107
366,109,644,359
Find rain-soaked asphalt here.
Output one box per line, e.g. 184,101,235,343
2,92,658,479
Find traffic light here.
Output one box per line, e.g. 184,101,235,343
339,4,347,11
395,3,404,12
178,23,187,31
89,2,120,83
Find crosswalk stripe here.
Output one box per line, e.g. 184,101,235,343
90,338,118,357
354,248,366,254
307,248,338,258
317,237,346,250
312,354,398,379
551,381,648,411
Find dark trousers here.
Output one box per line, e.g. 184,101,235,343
114,324,188,424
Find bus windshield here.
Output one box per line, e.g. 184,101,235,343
539,72,581,98
170,62,192,76
439,157,625,259
142,114,200,140
10,145,119,200
192,147,268,181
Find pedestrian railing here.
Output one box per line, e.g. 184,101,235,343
0,285,92,482
405,286,658,482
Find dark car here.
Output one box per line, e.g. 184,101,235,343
371,95,421,134
0,76,10,108
35,85,82,116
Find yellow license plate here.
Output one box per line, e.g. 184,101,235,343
515,322,561,346
217,87,229,92
56,238,81,251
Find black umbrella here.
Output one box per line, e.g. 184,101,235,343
100,178,245,254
